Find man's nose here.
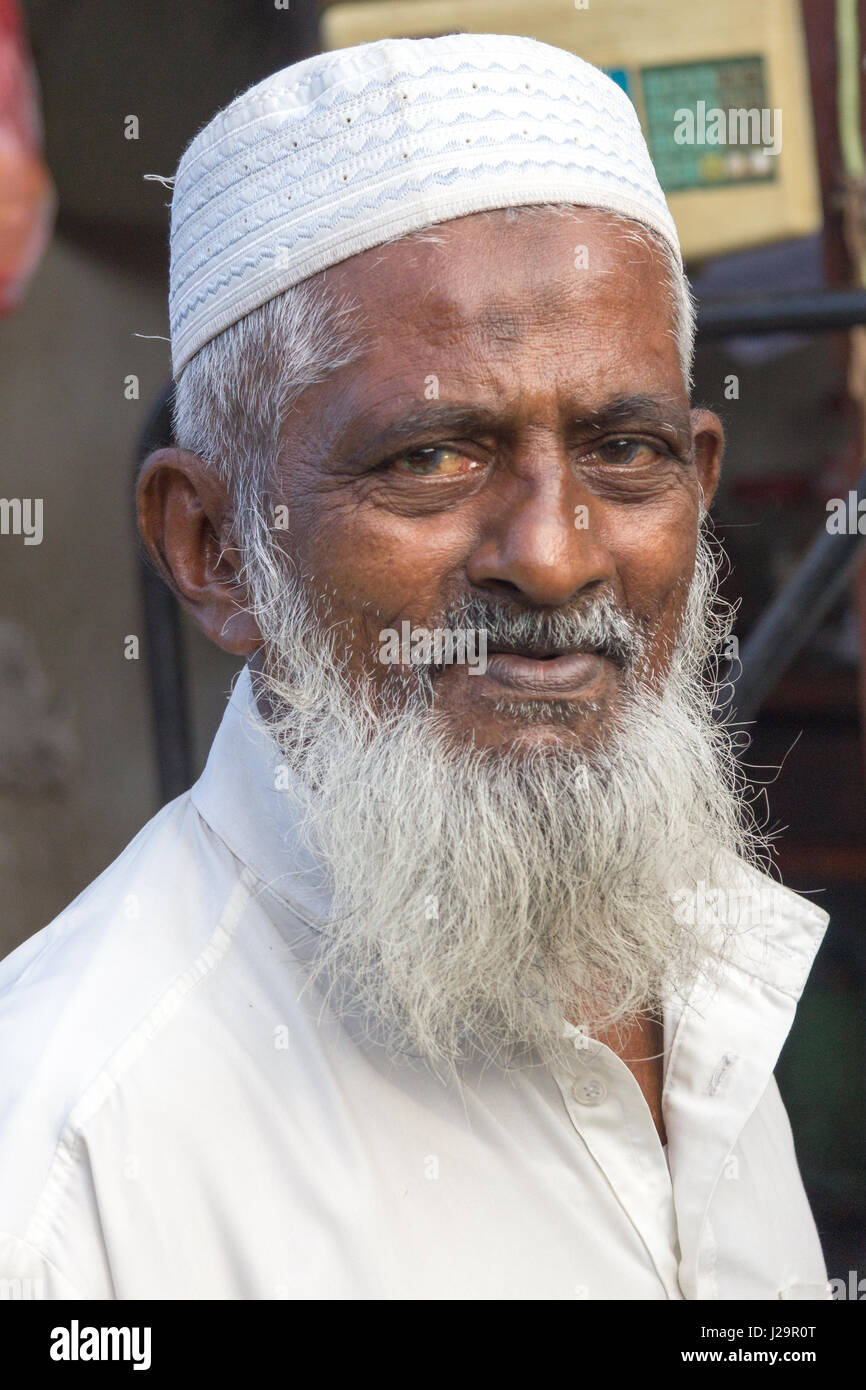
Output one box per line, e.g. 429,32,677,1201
465,462,616,607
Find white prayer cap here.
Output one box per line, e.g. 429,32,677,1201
169,31,680,379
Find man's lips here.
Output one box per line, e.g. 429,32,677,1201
482,647,616,696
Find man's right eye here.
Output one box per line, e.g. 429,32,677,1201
391,446,480,478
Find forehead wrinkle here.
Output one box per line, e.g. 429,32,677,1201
347,232,645,362
416,286,572,346
390,284,632,366
476,305,525,348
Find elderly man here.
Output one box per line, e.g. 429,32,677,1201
0,32,829,1300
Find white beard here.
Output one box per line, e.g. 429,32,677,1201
242,524,766,1080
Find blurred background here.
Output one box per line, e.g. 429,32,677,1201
0,0,864,1288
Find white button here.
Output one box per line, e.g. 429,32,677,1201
572,1075,607,1106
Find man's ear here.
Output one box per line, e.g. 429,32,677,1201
689,407,724,513
136,447,262,656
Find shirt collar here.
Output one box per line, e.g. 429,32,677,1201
190,664,332,928
661,873,827,1296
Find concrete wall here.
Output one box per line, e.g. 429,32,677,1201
0,230,240,955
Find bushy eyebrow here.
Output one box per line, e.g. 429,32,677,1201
336,393,690,471
338,405,502,471
582,394,690,438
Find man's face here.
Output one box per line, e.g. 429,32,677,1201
260,207,721,751
138,207,735,1067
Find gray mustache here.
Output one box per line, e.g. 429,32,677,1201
439,595,643,668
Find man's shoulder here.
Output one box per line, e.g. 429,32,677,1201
0,790,245,1222
0,788,235,1015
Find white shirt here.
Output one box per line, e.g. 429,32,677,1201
0,668,831,1300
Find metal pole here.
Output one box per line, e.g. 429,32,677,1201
718,471,866,722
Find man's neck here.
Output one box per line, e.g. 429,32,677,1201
596,1012,667,1146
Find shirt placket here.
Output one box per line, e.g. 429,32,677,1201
552,1032,683,1299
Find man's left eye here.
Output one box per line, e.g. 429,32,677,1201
392,447,478,477
591,438,665,467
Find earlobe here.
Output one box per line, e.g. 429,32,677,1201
136,447,263,657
